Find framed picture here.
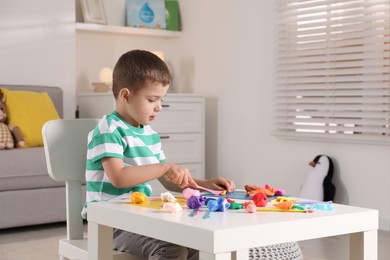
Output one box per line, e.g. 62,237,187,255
80,0,108,24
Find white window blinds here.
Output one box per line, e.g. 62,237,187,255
274,0,390,145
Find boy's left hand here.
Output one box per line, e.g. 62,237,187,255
202,178,235,193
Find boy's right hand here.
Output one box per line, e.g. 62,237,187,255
164,164,195,189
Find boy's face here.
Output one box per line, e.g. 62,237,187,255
118,81,169,127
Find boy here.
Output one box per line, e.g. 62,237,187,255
82,50,235,259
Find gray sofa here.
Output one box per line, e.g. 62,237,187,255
0,84,67,229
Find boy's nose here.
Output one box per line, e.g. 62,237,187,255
155,102,162,112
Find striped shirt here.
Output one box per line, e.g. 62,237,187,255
81,111,166,218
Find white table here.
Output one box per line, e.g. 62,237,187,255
87,199,378,260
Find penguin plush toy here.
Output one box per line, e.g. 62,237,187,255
299,155,336,201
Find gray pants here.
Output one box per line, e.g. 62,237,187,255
113,229,303,260
113,229,199,260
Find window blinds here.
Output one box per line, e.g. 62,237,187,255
274,0,390,144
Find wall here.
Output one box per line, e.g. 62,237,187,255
77,1,389,230
0,0,76,118
174,1,390,230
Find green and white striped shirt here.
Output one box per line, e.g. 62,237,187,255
82,111,166,218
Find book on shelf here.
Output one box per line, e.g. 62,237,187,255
126,0,166,29
165,0,181,31
125,0,181,31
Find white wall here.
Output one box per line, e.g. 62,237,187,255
9,0,386,230
0,0,76,118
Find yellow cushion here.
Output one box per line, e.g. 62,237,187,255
1,88,60,148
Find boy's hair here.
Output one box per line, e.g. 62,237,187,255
112,50,171,98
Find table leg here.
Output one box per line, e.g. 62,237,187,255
199,251,232,260
88,221,113,260
350,230,378,260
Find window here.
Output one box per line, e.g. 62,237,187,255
274,0,390,144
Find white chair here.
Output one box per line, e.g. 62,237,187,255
42,119,144,260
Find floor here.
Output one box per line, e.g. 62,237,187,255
0,222,389,260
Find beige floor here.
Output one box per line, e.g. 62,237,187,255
0,222,389,260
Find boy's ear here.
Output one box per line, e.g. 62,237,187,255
118,88,131,102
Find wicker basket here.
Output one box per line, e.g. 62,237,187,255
249,242,303,260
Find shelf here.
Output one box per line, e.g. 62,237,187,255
75,23,181,38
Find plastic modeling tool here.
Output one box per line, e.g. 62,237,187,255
294,201,334,211
191,182,225,195
189,207,201,217
256,207,313,213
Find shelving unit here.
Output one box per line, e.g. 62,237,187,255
76,23,181,38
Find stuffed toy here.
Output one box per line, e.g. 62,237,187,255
299,155,336,201
0,89,24,149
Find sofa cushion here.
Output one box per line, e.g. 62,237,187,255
0,85,63,118
1,88,60,148
0,147,64,192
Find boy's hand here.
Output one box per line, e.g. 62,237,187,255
200,178,235,193
164,164,194,189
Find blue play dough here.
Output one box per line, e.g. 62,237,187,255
207,197,230,212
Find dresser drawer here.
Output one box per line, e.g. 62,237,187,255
153,101,204,133
161,133,204,164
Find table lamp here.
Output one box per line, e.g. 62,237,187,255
152,51,165,61
92,67,112,92
151,51,174,92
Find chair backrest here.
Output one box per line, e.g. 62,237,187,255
42,119,142,260
42,119,98,182
42,118,99,240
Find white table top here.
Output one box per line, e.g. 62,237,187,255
88,198,378,254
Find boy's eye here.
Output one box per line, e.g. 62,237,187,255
148,98,163,103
